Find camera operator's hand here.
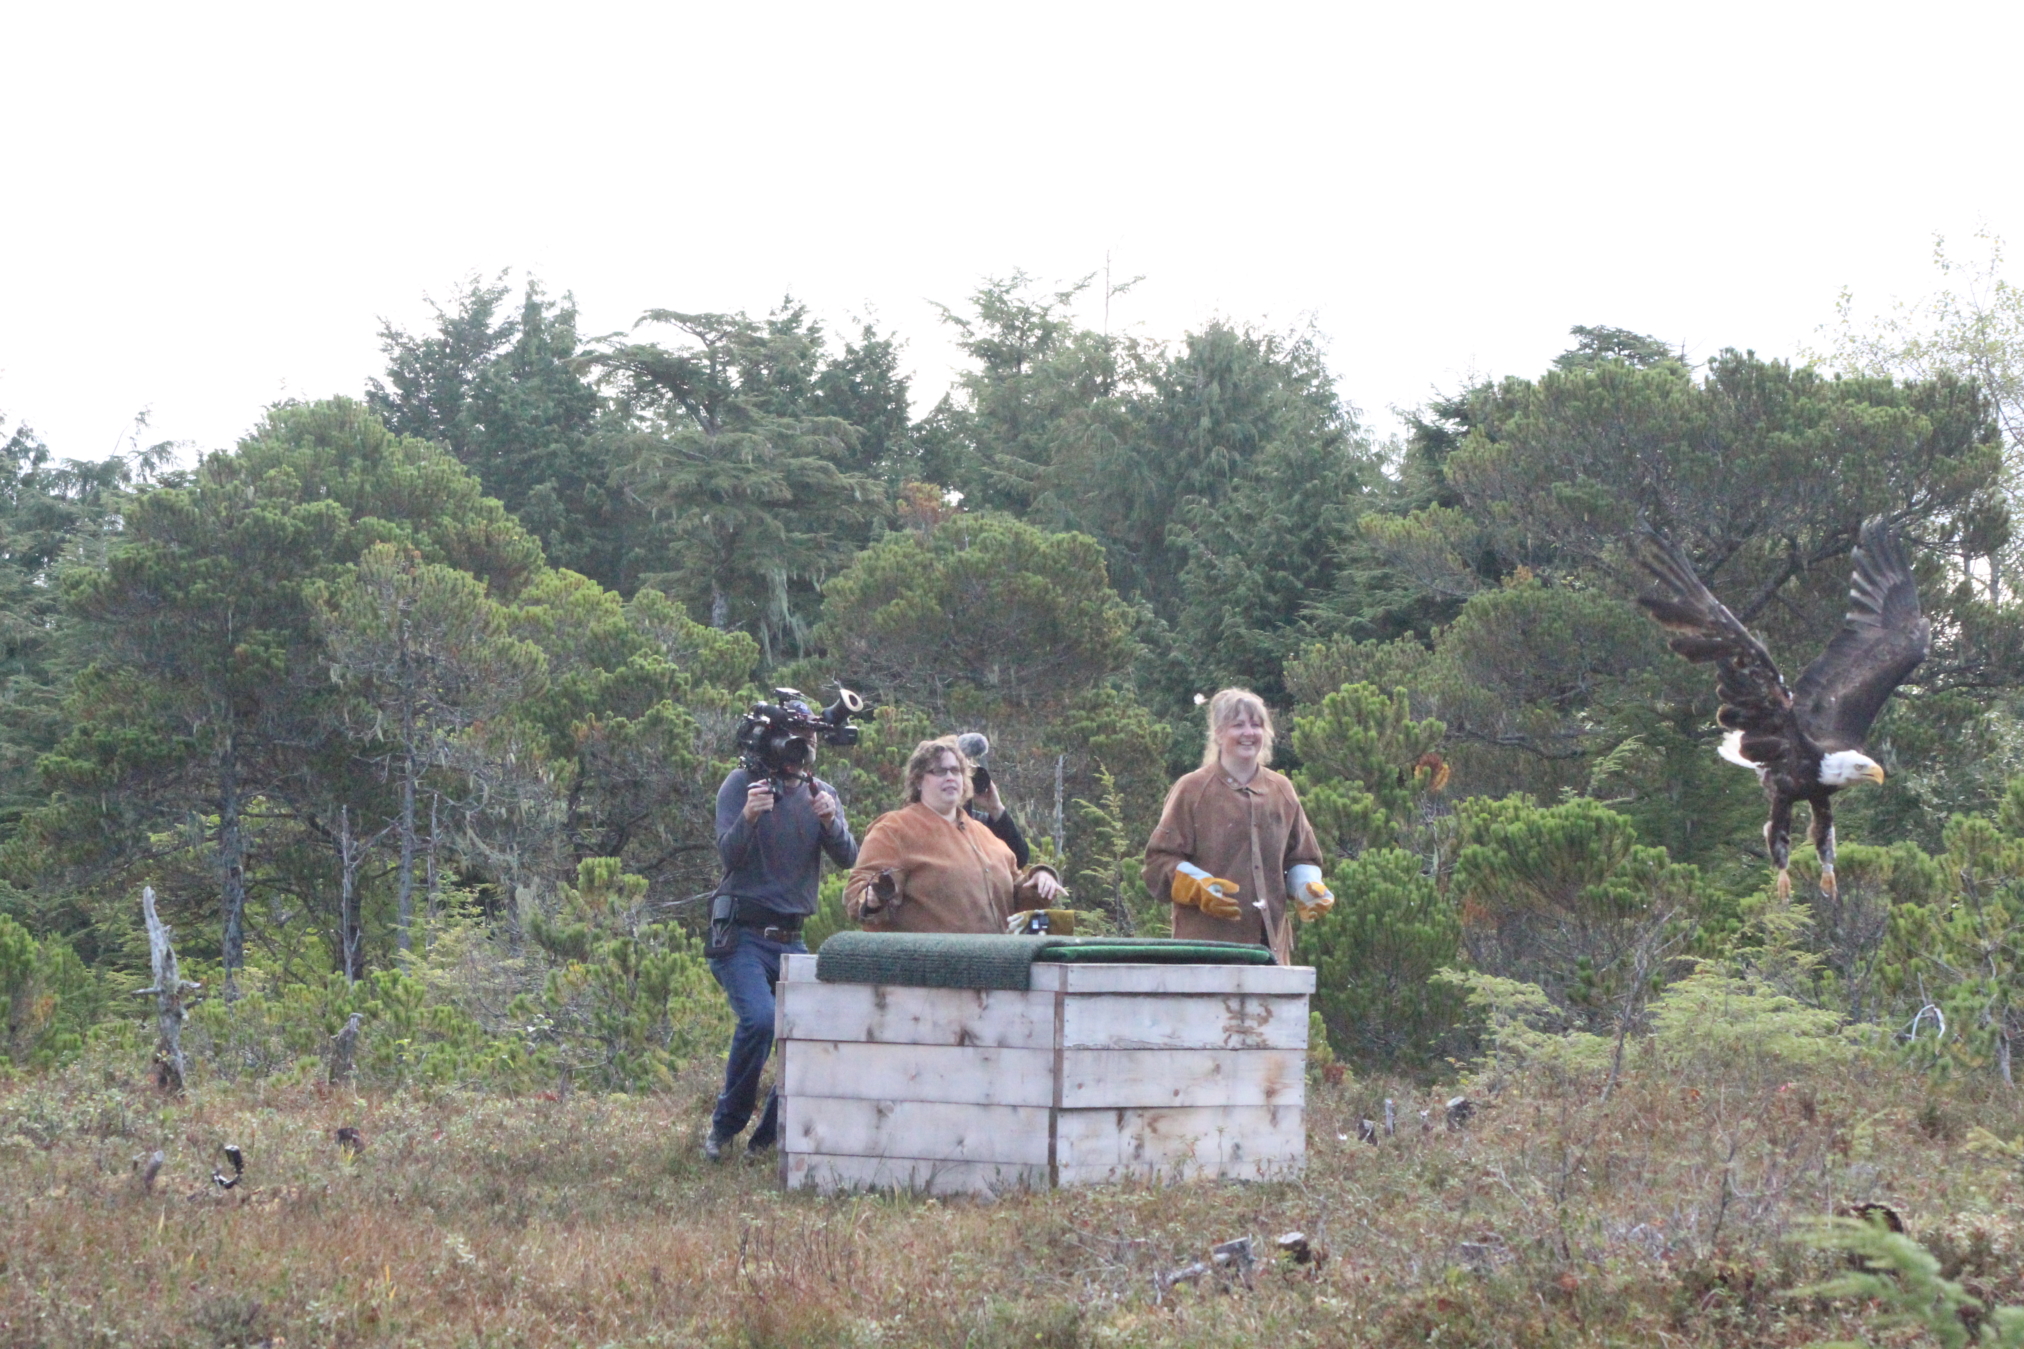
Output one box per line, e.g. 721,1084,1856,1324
974,780,1005,820
810,786,838,826
741,781,775,822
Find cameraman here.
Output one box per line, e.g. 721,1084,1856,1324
704,706,856,1160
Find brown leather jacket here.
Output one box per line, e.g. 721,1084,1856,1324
846,801,1058,934
1143,764,1323,964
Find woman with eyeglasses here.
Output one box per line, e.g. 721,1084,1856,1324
845,737,1063,933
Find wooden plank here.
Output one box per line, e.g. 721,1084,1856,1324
779,1040,1056,1107
1054,1105,1303,1176
1048,987,1065,1184
783,1151,1049,1196
1056,1155,1303,1186
780,1095,1051,1164
781,953,820,983
1028,963,1316,996
784,1151,1301,1193
775,981,1054,1049
1059,994,1308,1051
1058,1048,1305,1109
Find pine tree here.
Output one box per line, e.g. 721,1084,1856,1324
593,307,883,661
19,399,542,987
1881,805,2024,1083
319,543,548,952
1290,682,1446,859
1295,848,1467,1066
812,513,1136,719
1452,795,1708,1030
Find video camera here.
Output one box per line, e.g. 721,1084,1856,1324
735,685,868,792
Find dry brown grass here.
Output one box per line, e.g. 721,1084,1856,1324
3,1046,2022,1348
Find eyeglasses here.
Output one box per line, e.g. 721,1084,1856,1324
923,763,966,778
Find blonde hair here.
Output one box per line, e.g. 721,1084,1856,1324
1200,688,1275,769
904,736,976,806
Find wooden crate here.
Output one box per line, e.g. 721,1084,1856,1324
775,953,1313,1194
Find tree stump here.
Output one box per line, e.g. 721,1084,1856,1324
329,1013,363,1086
136,887,199,1093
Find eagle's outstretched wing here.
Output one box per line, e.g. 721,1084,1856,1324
1631,533,1797,766
1791,520,1930,753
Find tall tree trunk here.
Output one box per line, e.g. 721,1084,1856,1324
394,606,418,955
218,724,247,998
338,805,364,983
425,792,439,946
396,747,416,954
710,580,729,630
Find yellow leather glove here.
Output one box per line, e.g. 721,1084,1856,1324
1287,864,1334,922
1173,862,1242,921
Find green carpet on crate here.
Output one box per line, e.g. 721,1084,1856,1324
812,931,1275,990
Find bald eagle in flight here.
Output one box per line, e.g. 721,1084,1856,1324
1632,521,1930,900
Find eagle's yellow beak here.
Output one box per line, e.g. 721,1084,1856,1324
1862,763,1886,785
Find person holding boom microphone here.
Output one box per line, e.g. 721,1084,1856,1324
1143,688,1334,965
846,737,1064,933
955,731,1030,866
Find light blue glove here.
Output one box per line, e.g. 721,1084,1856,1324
1286,864,1333,922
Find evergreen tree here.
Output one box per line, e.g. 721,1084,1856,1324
17,400,542,986
0,414,162,857
1290,682,1446,859
1317,342,2018,868
369,276,613,585
592,306,883,661
319,543,548,952
1881,803,2024,1083
918,272,1121,516
812,512,1135,719
496,575,753,905
1295,848,1466,1067
812,320,914,484
1154,326,1374,701
1452,794,1709,1030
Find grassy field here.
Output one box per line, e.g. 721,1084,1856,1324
3,1044,2022,1349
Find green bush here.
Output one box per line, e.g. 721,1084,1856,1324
1297,848,1466,1068
523,856,729,1091
186,963,544,1090
1803,1216,2024,1348
0,916,99,1071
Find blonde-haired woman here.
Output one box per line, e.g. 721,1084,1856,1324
846,737,1063,933
1143,688,1333,964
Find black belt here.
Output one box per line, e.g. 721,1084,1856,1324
735,916,802,940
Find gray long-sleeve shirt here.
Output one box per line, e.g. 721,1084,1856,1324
713,768,858,919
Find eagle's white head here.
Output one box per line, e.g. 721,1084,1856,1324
1819,751,1886,786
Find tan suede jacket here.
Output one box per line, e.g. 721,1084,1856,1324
845,801,1058,934
1143,764,1323,964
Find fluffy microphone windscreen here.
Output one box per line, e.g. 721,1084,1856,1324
955,732,990,761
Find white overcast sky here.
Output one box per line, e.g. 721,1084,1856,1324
3,1,2019,461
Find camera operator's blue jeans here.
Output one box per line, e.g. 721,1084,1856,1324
707,930,805,1149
